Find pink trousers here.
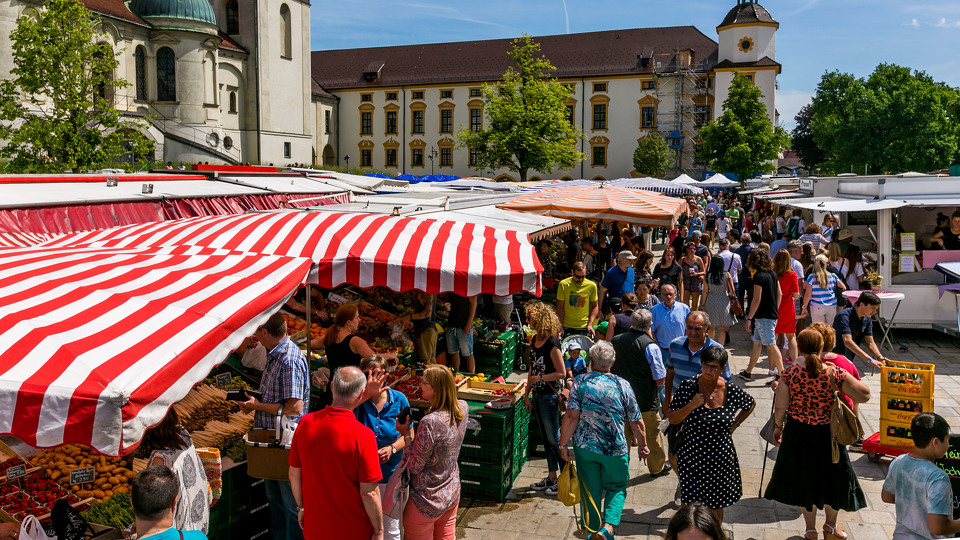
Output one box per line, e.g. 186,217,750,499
402,501,457,540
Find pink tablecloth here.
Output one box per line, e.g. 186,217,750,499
843,290,906,303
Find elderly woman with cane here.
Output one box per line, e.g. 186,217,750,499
558,341,650,540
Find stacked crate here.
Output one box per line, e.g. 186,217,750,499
879,361,935,450
459,399,530,502
474,330,520,379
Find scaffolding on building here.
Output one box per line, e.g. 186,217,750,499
650,43,711,178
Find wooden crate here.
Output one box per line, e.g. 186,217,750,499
457,380,525,403
389,373,431,408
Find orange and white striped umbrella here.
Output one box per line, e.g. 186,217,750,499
498,185,688,227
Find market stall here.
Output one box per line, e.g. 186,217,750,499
497,184,689,227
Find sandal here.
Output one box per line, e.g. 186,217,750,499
823,523,848,539
590,529,614,540
802,531,818,540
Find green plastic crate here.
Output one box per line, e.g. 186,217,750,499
460,438,512,465
460,460,514,502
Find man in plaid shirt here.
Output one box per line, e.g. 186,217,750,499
240,311,310,540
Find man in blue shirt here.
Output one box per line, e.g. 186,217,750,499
598,250,637,314
663,311,731,408
650,285,690,364
833,291,888,370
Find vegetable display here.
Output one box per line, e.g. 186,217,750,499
81,491,134,530
31,444,133,503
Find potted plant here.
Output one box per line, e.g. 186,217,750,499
864,269,884,293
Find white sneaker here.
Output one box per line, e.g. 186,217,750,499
768,369,779,376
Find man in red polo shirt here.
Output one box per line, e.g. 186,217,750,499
289,366,384,539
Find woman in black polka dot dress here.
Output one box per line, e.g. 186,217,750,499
668,346,755,524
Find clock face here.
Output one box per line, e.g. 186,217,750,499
739,37,754,52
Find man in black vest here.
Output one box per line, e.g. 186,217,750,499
610,308,668,476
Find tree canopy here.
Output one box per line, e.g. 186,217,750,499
790,104,825,172
697,74,789,183
456,35,583,182
809,64,959,175
0,0,153,172
632,135,672,177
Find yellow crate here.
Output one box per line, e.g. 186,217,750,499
880,393,934,423
881,365,934,398
880,418,916,450
885,360,935,372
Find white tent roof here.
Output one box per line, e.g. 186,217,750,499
672,173,700,185
607,177,703,194
0,179,268,209
293,169,410,191
217,175,360,195
700,174,739,186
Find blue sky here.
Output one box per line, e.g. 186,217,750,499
310,0,960,130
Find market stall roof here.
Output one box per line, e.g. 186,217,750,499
672,173,700,185
766,195,960,212
313,192,571,240
423,179,520,192
0,179,272,209
0,232,55,248
295,169,411,192
607,177,703,195
40,210,544,296
699,174,740,187
518,179,601,192
497,185,688,227
0,245,313,455
217,174,373,196
753,190,802,200
936,262,960,281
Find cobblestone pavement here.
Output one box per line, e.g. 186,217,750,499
455,324,960,540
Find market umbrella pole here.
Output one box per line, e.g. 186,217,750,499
758,397,776,496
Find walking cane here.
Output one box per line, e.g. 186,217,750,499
758,396,776,497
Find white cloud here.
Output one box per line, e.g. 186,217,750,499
905,18,921,29
933,17,948,27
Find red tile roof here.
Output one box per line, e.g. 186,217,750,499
84,0,149,26
218,31,246,53
311,26,719,90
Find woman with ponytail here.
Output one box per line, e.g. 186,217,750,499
801,255,846,325
763,328,871,540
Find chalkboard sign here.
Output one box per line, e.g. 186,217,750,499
5,464,26,479
69,466,96,485
935,435,960,520
215,373,233,388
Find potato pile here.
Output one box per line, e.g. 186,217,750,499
31,444,134,503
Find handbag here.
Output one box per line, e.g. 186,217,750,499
382,460,410,520
557,460,580,506
829,368,863,463
759,414,780,446
728,295,744,317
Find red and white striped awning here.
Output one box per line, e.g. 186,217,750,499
0,246,313,456
0,232,55,249
41,211,543,296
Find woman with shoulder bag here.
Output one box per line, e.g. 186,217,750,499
394,365,468,540
558,341,649,540
702,255,737,347
523,301,568,496
763,329,871,540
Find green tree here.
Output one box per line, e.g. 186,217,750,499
791,104,825,172
0,0,153,172
811,64,958,174
456,35,583,182
698,74,789,183
632,135,672,177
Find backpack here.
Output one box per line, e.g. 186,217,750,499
786,217,801,239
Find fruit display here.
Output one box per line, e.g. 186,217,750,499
1,489,48,523
204,374,250,391
31,444,132,503
0,456,29,476
81,491,134,530
394,375,425,403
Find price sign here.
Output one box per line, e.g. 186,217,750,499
215,373,233,388
5,464,26,479
70,466,96,485
935,434,960,519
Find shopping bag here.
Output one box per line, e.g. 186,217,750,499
382,461,410,520
557,461,579,506
19,515,55,540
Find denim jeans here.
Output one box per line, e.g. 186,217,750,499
264,479,304,540
532,393,566,473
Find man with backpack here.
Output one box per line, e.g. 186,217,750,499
786,209,805,241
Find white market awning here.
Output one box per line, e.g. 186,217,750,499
218,175,369,195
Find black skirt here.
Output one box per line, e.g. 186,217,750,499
763,416,866,512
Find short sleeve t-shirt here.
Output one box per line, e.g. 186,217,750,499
832,307,873,357
145,530,207,540
752,270,779,320
782,364,847,425
567,372,640,456
531,336,562,394
289,407,382,539
556,277,598,329
883,454,954,539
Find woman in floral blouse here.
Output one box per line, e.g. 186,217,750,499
558,341,650,540
395,365,468,540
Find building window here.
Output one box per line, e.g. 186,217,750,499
229,91,237,113
412,148,424,166
566,105,574,126
226,0,239,34
441,90,453,98
361,94,372,102
156,47,176,101
361,149,372,167
361,112,372,134
386,111,397,134
440,147,452,166
695,105,710,128
134,46,146,100
740,74,754,83
469,88,481,97
593,82,607,92
283,142,292,159
386,92,397,100
470,108,482,132
641,106,656,129
592,104,606,130
411,90,424,99
279,4,292,58
592,146,606,166
411,110,424,134
469,148,479,167
440,109,452,133
642,80,656,90
385,148,397,167
324,110,330,134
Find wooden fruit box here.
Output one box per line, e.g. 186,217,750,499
457,380,525,404
390,373,431,408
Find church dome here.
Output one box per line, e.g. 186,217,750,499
129,0,217,26
718,1,777,29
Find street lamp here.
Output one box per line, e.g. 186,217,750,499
428,147,439,175
344,154,350,171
